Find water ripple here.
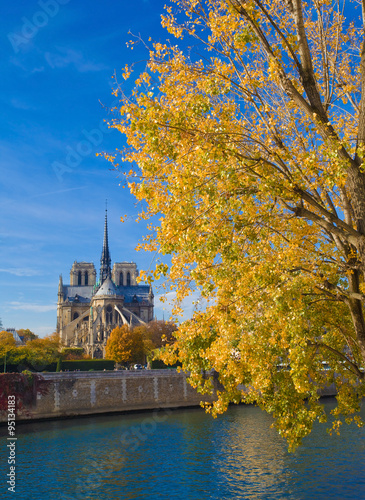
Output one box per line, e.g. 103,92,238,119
0,399,364,500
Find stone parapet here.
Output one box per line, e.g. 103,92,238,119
0,370,214,423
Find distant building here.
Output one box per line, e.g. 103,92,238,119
5,328,23,345
56,210,154,358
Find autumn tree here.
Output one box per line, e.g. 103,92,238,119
133,320,177,366
17,329,38,343
107,0,365,448
134,320,177,349
0,331,17,371
106,326,145,365
0,331,62,372
0,331,16,352
22,333,62,371
61,347,89,360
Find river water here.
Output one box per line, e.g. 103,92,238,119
0,398,364,500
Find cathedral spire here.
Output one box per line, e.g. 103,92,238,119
100,207,111,283
58,275,63,302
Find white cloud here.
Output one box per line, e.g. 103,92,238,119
45,48,108,72
0,267,41,277
10,99,37,110
7,302,57,313
31,66,45,74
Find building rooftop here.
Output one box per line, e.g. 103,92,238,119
94,277,119,297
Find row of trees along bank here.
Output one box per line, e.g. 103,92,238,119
0,321,177,373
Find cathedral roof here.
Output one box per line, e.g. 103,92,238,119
94,276,119,297
62,286,94,302
61,283,152,303
121,285,151,303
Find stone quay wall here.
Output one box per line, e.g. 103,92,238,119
0,370,336,424
0,370,216,423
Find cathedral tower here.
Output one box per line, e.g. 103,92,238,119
56,208,154,358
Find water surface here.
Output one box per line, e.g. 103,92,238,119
0,399,364,499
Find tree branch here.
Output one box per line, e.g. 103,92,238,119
294,187,359,238
288,203,362,247
307,340,364,379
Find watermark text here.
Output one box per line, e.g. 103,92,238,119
6,395,17,493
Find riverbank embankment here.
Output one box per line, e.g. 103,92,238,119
0,369,217,423
0,369,336,423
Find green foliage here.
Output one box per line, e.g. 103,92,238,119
56,357,62,372
150,359,181,369
0,332,62,372
0,361,58,373
21,333,61,372
61,347,86,360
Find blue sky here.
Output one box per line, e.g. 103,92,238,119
0,0,193,335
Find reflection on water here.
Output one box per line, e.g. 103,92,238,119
0,399,364,500
214,407,289,496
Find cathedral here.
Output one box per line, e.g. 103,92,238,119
56,210,154,358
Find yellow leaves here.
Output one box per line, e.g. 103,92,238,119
267,58,280,79
121,64,132,81
154,42,163,52
105,326,145,364
329,419,343,436
134,72,152,88
105,0,365,450
160,13,184,39
0,331,16,349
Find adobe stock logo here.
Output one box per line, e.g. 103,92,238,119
8,0,71,54
52,120,113,181
52,98,119,181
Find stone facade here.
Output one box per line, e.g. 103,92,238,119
69,262,97,286
0,370,217,422
56,211,154,358
112,262,138,286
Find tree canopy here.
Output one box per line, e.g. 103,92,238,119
105,326,145,365
0,331,17,365
17,329,38,343
16,333,61,371
0,331,61,372
107,0,365,449
134,320,177,349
